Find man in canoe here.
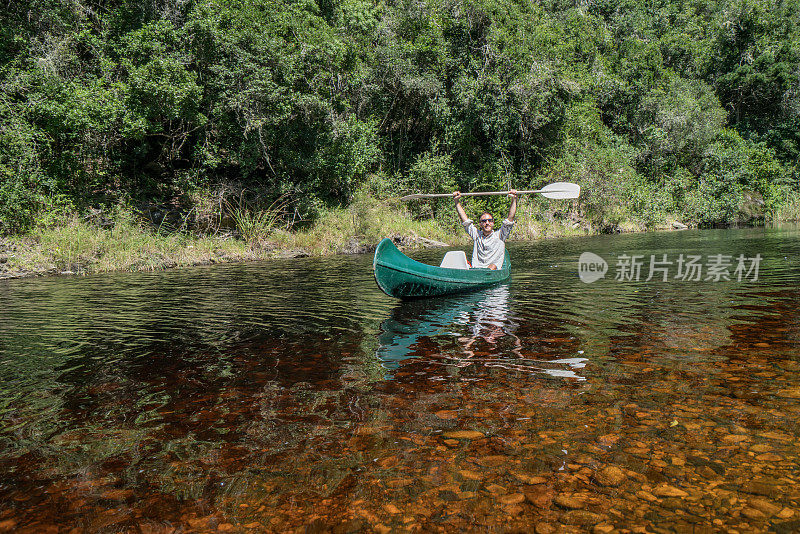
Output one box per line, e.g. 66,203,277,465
453,189,517,270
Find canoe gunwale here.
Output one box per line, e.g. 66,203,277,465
374,261,503,285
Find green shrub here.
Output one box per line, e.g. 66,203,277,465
403,151,458,220
680,129,789,225
0,96,48,234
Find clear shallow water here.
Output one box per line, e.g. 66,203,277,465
1,226,799,532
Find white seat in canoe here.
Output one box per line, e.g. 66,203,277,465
440,250,470,269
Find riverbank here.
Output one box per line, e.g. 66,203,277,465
0,191,770,281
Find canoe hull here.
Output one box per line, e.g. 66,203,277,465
373,238,510,298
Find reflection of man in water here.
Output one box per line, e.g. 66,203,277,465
453,190,517,270
455,285,523,363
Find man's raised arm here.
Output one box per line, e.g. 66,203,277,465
506,189,518,222
453,191,469,223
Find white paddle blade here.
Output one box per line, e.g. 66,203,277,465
540,182,580,199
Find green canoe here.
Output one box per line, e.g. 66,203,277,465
373,238,510,298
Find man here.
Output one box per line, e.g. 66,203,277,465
453,189,517,270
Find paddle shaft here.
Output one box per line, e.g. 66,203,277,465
401,189,567,200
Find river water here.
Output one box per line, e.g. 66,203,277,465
1,227,799,532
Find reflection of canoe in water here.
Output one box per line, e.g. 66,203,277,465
375,284,588,380
376,285,511,369
373,238,510,298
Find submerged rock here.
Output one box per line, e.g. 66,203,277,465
555,494,586,509
442,430,484,440
593,466,627,487
653,485,689,498
562,510,603,525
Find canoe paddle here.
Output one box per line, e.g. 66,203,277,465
398,181,580,201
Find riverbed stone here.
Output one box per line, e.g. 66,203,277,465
776,387,800,399
524,487,553,508
736,480,780,497
741,507,765,520
654,485,688,498
499,493,525,505
458,469,483,481
696,466,720,480
443,430,484,440
503,503,524,516
624,447,651,458
475,455,508,468
636,490,658,502
382,504,401,514
562,510,602,526
573,454,596,465
486,484,507,495
385,478,414,488
757,431,793,441
722,434,750,444
555,495,586,509
598,434,620,447
748,498,781,516
593,466,627,487
509,471,547,485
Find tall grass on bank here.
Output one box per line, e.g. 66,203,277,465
768,190,800,223
511,198,588,240
227,193,289,243
13,184,790,279
1,193,463,277
272,190,458,254
4,211,248,276
0,189,649,279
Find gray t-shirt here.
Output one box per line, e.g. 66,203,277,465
463,218,514,268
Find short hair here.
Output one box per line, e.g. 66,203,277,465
479,211,493,220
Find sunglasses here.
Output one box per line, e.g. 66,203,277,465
480,218,494,223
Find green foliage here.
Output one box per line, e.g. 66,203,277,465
683,129,788,223
118,21,202,126
541,100,654,230
408,152,454,194
231,208,281,243
0,175,41,234
0,0,798,235
634,76,727,175
0,93,48,233
703,0,800,162
316,116,381,201
404,151,458,218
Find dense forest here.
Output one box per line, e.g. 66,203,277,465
1,0,798,235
